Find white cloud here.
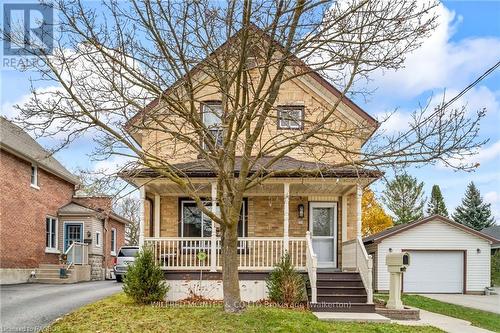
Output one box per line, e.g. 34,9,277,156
485,191,499,204
370,3,500,99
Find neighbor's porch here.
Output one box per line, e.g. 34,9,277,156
137,178,369,273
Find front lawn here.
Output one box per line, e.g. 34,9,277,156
375,294,500,332
45,293,442,333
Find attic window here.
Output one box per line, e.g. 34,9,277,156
277,106,304,130
202,102,223,149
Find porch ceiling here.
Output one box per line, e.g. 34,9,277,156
142,178,367,196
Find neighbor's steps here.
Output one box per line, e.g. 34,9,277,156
32,264,74,284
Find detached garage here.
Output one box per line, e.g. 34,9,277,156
364,215,495,294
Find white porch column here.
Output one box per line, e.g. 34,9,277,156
210,182,217,272
283,183,290,252
342,194,347,242
154,194,161,238
139,186,146,247
356,184,362,238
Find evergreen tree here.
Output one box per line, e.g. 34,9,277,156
382,174,426,225
453,182,495,230
427,185,448,217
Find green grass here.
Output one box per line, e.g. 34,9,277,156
375,294,500,332
492,251,500,287
45,293,442,333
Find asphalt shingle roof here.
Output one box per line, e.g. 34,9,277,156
0,117,79,184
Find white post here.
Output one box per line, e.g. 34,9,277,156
283,183,290,253
139,186,146,247
154,193,161,238
342,194,347,242
356,184,362,239
210,182,217,272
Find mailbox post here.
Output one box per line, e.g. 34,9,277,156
386,252,410,310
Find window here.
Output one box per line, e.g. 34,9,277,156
95,231,101,247
180,200,246,238
202,103,223,149
277,106,304,129
31,164,39,188
45,217,57,251
110,228,117,255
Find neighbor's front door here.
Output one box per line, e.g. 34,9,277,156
64,223,83,250
309,202,337,268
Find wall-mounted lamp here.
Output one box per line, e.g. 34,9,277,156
477,248,481,254
389,248,393,253
298,204,305,218
86,231,91,238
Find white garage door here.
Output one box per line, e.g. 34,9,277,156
403,250,464,293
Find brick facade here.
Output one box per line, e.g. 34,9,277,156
0,150,75,268
105,217,126,269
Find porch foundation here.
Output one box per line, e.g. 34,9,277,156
88,254,105,281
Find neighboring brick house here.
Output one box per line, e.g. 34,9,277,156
0,117,128,284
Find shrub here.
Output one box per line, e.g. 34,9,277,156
123,247,169,304
492,251,500,287
266,253,307,304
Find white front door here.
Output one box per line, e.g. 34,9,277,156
309,202,337,268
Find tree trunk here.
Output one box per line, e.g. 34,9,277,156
221,222,243,312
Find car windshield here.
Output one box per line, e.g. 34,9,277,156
118,248,139,257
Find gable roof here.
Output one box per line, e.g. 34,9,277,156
481,225,500,240
125,24,378,134
0,117,79,185
363,215,497,245
58,200,130,224
120,156,382,179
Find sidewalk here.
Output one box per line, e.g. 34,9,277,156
393,309,494,333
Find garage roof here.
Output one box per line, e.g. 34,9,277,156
363,215,497,245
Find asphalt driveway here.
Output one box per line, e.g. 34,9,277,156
423,293,500,314
0,280,122,332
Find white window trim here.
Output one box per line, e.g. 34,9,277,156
45,216,59,253
202,103,223,150
31,164,39,189
278,108,304,129
95,231,101,247
111,228,117,256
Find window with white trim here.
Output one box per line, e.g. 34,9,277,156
277,106,304,129
31,164,38,187
45,217,57,250
202,103,223,149
96,231,101,247
110,228,116,255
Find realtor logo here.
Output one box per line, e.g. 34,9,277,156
3,3,54,56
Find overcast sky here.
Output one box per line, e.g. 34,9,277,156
1,1,499,222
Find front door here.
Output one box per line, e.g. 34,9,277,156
64,223,83,250
309,202,337,267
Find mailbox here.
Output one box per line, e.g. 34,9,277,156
386,252,410,272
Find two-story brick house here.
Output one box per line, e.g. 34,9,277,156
120,27,381,312
0,117,128,284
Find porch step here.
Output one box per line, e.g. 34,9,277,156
38,263,62,269
317,279,364,287
311,303,376,313
316,272,362,281
317,294,367,303
32,277,74,284
313,286,366,295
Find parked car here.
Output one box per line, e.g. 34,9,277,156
114,246,139,282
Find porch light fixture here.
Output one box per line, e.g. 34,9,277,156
477,248,481,254
298,204,305,218
86,231,91,238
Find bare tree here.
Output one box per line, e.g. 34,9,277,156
2,0,487,312
117,197,140,246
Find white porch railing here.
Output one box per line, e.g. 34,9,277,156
144,237,307,271
342,237,373,304
65,242,89,266
305,231,318,303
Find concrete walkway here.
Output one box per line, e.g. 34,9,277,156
394,309,494,333
423,294,500,314
313,312,390,323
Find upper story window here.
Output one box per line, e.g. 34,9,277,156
31,164,39,188
95,231,101,247
202,102,223,149
277,106,304,130
111,228,117,255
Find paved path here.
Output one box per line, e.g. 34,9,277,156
423,294,500,314
0,281,122,332
394,309,495,333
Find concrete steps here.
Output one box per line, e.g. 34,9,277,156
32,265,75,284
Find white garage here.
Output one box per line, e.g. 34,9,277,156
364,215,495,294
